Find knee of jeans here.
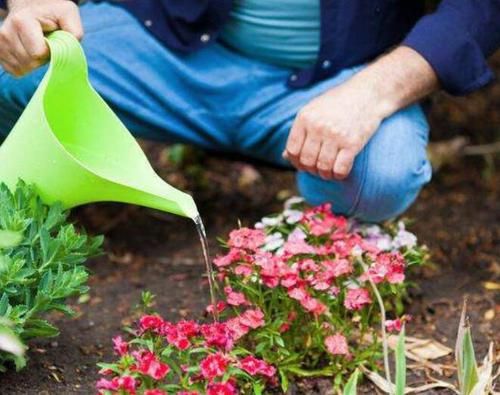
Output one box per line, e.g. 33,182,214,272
296,172,359,217
353,153,432,222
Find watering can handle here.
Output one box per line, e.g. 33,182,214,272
45,31,88,79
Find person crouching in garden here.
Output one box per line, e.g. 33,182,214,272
0,0,499,222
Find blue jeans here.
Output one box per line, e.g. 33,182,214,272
0,2,432,222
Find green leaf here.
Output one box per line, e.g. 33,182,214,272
461,327,479,394
22,319,60,340
279,368,289,393
456,299,479,395
395,326,406,395
0,293,9,316
343,369,360,395
0,230,23,249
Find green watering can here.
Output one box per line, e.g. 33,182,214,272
0,31,198,219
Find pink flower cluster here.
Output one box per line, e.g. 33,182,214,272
97,310,274,395
97,199,424,393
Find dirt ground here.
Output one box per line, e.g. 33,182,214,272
0,54,498,394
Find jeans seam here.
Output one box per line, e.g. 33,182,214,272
346,144,369,217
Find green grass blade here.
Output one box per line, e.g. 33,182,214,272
455,299,468,390
343,369,360,395
461,327,479,394
395,326,406,395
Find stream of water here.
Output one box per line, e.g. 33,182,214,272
193,215,219,321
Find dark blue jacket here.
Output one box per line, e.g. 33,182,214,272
2,0,499,95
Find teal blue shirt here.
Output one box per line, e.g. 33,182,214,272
220,0,320,69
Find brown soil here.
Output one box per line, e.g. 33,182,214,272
0,53,498,395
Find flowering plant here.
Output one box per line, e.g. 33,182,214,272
97,293,276,395
0,182,103,372
97,198,427,393
212,198,426,388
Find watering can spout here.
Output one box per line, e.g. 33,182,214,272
0,31,198,219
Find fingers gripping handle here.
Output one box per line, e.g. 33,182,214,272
45,31,88,82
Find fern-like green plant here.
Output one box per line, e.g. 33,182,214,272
0,181,103,371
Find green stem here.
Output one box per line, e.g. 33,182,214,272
356,257,392,393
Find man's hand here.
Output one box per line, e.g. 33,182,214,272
283,46,439,180
0,0,82,77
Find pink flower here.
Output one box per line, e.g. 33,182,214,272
325,334,349,356
228,228,265,251
176,320,199,338
145,390,167,395
239,309,265,329
385,315,411,332
200,353,229,380
135,351,170,380
344,288,372,310
288,287,309,302
164,326,191,350
261,275,280,288
139,315,165,333
385,319,403,332
239,356,276,377
323,259,353,278
300,259,320,272
281,272,300,288
234,264,253,277
96,378,118,391
224,286,248,306
283,229,316,255
200,323,234,350
207,381,237,395
301,204,348,236
206,301,227,315
177,392,200,395
213,248,243,267
361,252,406,284
97,376,137,394
117,376,137,393
226,317,250,340
300,296,327,316
112,335,128,356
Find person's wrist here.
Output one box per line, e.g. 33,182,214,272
7,0,73,11
353,66,402,121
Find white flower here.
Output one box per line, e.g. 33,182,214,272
284,196,304,210
376,236,393,251
351,245,363,257
392,222,417,249
263,232,285,251
284,209,303,224
255,214,283,229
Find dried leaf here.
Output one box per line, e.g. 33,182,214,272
362,367,459,394
482,281,500,291
470,343,494,395
388,335,452,360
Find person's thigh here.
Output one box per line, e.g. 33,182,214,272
240,65,432,221
0,2,251,150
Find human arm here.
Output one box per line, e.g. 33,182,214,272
0,0,82,77
284,46,438,180
284,0,500,180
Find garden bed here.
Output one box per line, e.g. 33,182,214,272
0,52,498,395
0,154,497,394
